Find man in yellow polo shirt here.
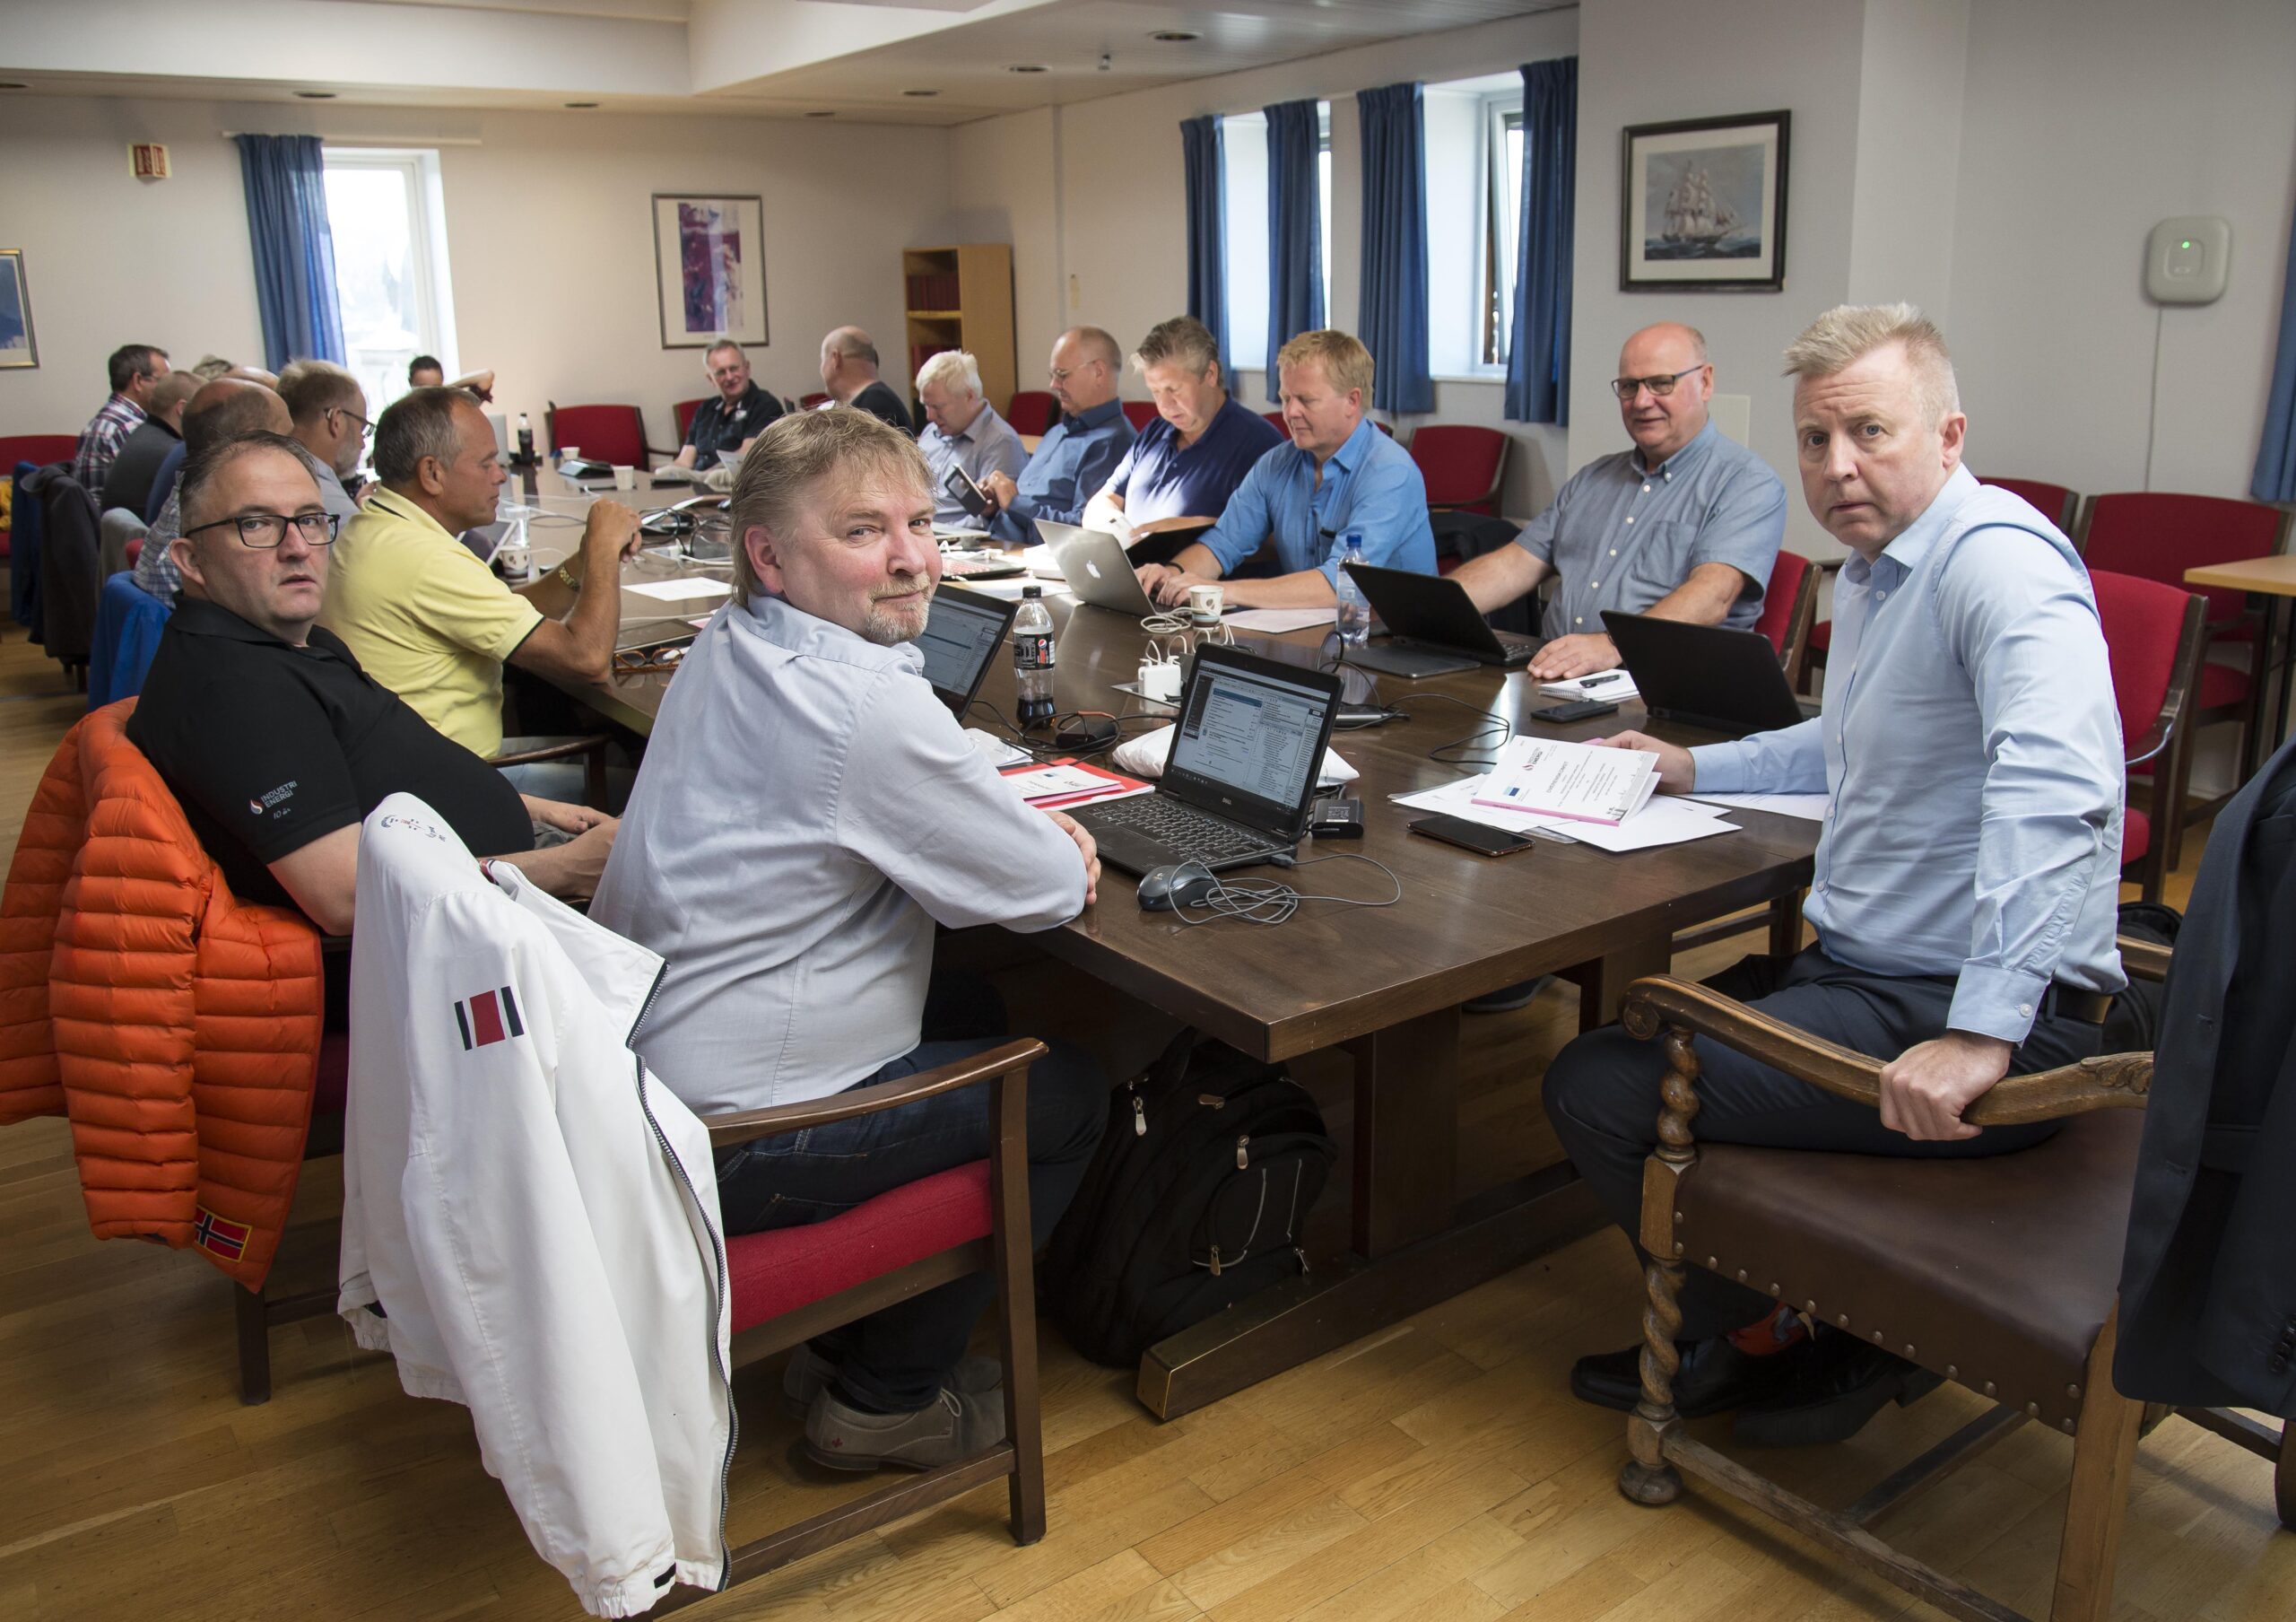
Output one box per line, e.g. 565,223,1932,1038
324,387,641,763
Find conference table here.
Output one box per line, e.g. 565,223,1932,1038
517,468,1823,1419
2183,552,2296,772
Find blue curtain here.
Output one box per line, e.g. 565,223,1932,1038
234,135,346,371
1181,115,1231,375
1264,100,1326,397
1357,83,1433,415
2254,205,2296,502
1505,58,1578,426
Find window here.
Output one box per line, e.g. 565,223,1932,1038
321,148,460,414
1220,102,1335,379
1484,108,1525,367
1422,75,1525,378
1318,103,1333,306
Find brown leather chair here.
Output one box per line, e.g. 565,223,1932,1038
1608,943,2290,1622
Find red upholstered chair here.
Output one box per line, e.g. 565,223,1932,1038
1752,549,1822,693
1980,475,2079,532
2091,571,2206,903
1408,424,1507,516
1262,410,1287,434
544,403,672,468
800,391,831,411
673,397,707,442
1006,391,1057,436
1121,400,1159,432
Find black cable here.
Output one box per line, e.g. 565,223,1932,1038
1160,851,1405,928
1384,691,1517,768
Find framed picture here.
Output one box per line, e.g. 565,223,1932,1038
1620,111,1790,292
0,250,36,370
651,194,769,349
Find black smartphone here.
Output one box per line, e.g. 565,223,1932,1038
1532,698,1622,724
944,464,992,520
1409,813,1537,857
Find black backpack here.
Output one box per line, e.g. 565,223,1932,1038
2104,899,2182,1055
1042,1029,1335,1367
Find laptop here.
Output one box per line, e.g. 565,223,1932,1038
1038,520,1159,615
1343,562,1545,675
914,582,1020,714
1601,610,1817,737
1071,643,1344,876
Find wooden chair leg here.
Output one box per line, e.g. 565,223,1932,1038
987,1068,1045,1546
2050,1312,2144,1622
2277,1417,2294,1532
235,1279,273,1406
1619,1025,1702,1508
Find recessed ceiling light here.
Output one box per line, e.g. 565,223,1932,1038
902,89,940,98
804,109,836,118
1007,64,1048,74
1148,31,1200,42
564,100,599,109
293,91,336,100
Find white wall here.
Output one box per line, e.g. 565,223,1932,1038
0,97,952,446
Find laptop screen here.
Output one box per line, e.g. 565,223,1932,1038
914,584,1015,711
1163,650,1339,833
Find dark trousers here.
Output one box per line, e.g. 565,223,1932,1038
1543,945,2104,1341
713,978,1106,1412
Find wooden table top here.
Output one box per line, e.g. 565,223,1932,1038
2183,553,2296,597
534,494,1821,1060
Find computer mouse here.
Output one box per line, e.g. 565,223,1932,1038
1136,865,1218,911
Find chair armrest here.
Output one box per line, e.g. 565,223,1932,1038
700,1037,1046,1150
2117,935,2172,983
1619,975,2153,1126
491,734,613,767
2124,720,2175,769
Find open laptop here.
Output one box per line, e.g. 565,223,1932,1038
1071,643,1344,876
914,582,1020,714
1601,610,1816,737
1037,520,1159,615
1343,562,1545,675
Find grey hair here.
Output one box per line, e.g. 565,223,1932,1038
728,407,930,607
374,386,478,484
824,327,881,368
276,358,363,423
915,349,982,397
704,338,745,365
1133,316,1220,378
178,431,316,533
1783,302,1961,423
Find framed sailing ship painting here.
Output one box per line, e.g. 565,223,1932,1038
1620,111,1789,291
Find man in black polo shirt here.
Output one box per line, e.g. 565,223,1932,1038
671,340,784,472
126,432,615,938
819,326,914,432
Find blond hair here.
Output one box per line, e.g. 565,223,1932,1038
728,408,931,606
1275,329,1374,402
1782,302,1961,423
915,349,982,397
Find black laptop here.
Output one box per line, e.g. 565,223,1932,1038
1601,610,1816,737
914,582,1019,714
1073,643,1344,876
1342,562,1544,676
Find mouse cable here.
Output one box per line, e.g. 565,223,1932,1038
1164,851,1404,928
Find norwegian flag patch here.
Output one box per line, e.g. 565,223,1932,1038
453,986,526,1051
194,1206,251,1261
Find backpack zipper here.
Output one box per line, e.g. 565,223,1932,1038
1236,1134,1249,1170
1132,1093,1147,1136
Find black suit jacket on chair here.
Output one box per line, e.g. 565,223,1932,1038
2116,734,2296,1417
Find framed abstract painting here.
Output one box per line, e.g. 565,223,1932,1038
0,250,37,369
652,194,769,348
1620,111,1790,292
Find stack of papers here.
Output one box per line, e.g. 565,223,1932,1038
964,729,1033,769
1471,737,1658,825
997,758,1152,810
1683,790,1830,822
1539,671,1639,701
1393,754,1741,854
1225,606,1336,633
627,578,733,605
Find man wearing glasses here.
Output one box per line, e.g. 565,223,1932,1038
983,327,1135,545
277,360,372,518
1449,321,1787,681
126,432,613,943
672,339,784,473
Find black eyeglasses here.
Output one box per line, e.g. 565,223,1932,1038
329,405,374,439
182,510,342,548
1609,365,1708,400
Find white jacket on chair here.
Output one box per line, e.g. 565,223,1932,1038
339,794,734,1618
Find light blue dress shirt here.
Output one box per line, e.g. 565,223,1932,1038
1688,466,2126,1044
1198,417,1437,586
919,403,1027,528
991,398,1134,544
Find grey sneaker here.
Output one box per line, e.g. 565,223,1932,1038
804,1379,1008,1473
1465,974,1553,1015
783,1348,1001,1420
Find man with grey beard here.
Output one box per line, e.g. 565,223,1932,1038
590,406,1106,1477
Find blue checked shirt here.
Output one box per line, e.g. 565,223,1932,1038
74,394,147,490
1688,466,2126,1043
1198,417,1437,586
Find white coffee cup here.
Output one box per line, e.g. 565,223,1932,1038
496,538,531,578
1187,583,1224,625
613,465,637,491
558,445,580,463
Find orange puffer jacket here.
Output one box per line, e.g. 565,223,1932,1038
0,701,324,1290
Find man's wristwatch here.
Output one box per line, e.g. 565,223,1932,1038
555,560,581,592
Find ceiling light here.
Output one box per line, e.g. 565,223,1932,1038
565,100,599,109
293,91,337,100
804,109,836,118
1007,64,1048,74
902,89,940,98
1148,31,1200,42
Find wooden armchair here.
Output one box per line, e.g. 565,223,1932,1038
1611,941,2290,1622
491,733,614,807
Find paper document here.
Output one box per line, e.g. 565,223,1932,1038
1539,671,1639,701
1021,545,1068,580
1471,737,1659,825
960,574,1070,600
1683,790,1830,822
626,578,734,604
1393,772,1739,851
964,729,1032,770
1225,607,1337,633
996,758,1152,809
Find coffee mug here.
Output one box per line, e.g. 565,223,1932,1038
558,445,580,463
496,539,531,578
1187,583,1224,624
613,465,637,491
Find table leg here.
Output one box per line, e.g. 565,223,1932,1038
1345,1007,1459,1259
1564,931,1674,1034
1768,887,1806,957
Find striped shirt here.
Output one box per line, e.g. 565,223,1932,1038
73,395,147,490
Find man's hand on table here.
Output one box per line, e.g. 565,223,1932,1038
1879,1031,2013,1142
1587,728,1695,793
1042,808,1100,906
1527,632,1622,681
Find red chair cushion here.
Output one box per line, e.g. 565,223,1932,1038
1121,401,1159,432
1408,425,1506,512
2082,492,2284,628
126,536,143,568
726,1160,992,1336
1979,476,2076,529
2090,570,2195,747
550,405,647,466
2198,658,2250,711
1752,550,1810,658
1808,619,1831,652
1006,392,1057,436
2120,806,2150,868
673,397,706,441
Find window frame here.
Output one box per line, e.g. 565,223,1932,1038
1480,100,1526,372
319,145,459,408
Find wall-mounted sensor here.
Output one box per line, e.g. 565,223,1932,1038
2145,216,2231,305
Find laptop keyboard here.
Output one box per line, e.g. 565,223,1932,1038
1494,629,1541,654
1088,796,1274,862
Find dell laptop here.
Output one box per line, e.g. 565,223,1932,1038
1601,610,1816,737
1071,643,1344,876
1343,562,1545,676
914,581,1020,714
1037,520,1161,616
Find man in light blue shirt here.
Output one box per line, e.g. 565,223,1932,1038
985,326,1134,544
915,349,1026,528
1136,329,1436,609
1544,304,2126,1445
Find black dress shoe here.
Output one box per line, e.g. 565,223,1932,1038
1569,1334,1816,1418
1731,1336,1943,1447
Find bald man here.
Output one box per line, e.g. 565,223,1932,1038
984,326,1135,545
1451,322,1787,681
135,377,298,599
819,327,913,432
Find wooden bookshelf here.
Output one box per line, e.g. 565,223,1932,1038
902,243,1016,415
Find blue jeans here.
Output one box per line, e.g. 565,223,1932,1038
714,1032,1106,1412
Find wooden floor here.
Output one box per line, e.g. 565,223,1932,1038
0,629,2287,1622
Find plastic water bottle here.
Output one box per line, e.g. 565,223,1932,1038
1334,531,1372,647
1013,586,1057,728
